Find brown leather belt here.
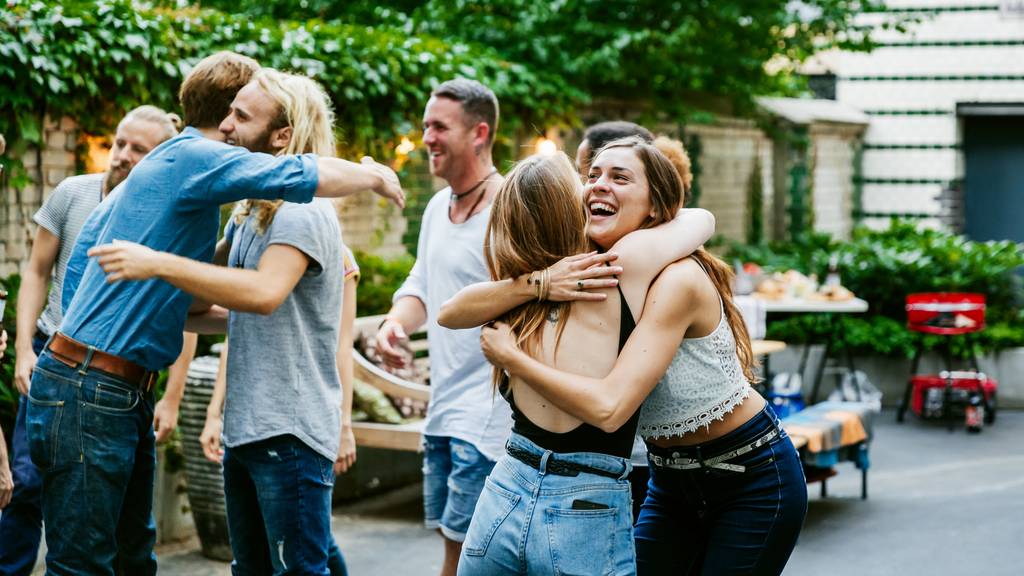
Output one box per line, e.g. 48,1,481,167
47,332,156,392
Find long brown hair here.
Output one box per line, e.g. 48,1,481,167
596,137,759,383
484,153,589,386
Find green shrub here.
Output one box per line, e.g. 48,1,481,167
726,221,1024,356
353,250,415,317
1,275,21,438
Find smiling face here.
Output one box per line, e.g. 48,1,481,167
584,146,655,250
218,81,290,154
421,96,479,182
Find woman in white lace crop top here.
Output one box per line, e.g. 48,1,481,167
480,140,808,575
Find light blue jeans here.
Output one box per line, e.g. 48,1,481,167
457,433,636,576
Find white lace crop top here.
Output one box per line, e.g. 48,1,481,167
637,297,752,439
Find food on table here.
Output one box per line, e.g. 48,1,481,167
752,268,855,301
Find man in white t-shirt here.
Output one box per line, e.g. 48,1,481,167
376,78,511,576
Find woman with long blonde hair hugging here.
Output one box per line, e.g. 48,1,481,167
445,137,806,575
441,143,716,575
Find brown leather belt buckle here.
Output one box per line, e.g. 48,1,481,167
48,332,155,393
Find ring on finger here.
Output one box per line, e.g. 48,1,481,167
577,280,584,290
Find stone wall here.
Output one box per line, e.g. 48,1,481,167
810,124,861,240
1,116,79,278
0,112,862,277
685,119,776,243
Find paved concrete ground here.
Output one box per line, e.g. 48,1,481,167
148,409,1024,575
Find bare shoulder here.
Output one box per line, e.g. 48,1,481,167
657,258,707,289
646,258,717,312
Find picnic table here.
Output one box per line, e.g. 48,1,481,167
749,296,870,404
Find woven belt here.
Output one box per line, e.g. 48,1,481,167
47,332,157,392
506,444,622,479
648,428,779,473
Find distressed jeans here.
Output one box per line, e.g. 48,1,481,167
25,349,157,576
223,434,346,576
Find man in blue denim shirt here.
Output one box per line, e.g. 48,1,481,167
25,51,404,576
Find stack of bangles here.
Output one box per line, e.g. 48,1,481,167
528,268,550,302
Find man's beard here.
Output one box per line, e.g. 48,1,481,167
104,161,130,192
242,129,278,155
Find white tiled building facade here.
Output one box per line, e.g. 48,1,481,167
812,0,1024,235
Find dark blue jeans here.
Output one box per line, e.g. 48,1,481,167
223,434,347,576
25,349,157,576
635,406,808,576
0,336,48,575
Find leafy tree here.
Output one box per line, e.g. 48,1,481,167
193,0,898,116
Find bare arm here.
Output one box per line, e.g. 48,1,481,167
153,332,197,443
188,239,231,316
374,296,428,369
481,263,697,433
437,252,622,330
14,227,60,395
184,305,229,334
609,208,714,311
334,276,358,475
199,341,229,462
437,209,712,330
0,424,10,509
315,156,405,209
89,241,308,315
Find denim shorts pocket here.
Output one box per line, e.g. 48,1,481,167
26,384,66,470
463,478,520,557
545,506,619,575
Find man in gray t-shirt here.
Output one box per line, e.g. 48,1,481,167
220,199,343,460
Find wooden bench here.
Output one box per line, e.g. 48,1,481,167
350,315,429,452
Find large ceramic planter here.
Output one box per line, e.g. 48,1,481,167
154,444,194,544
180,355,232,561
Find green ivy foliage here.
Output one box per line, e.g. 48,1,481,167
726,221,1024,356
0,0,577,180
197,0,900,119
352,250,415,317
2,0,899,180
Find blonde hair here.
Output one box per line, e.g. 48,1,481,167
485,153,589,385
652,136,693,204
234,69,337,233
120,105,181,142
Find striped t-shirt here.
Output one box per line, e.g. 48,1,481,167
33,172,104,337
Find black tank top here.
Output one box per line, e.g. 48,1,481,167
500,286,639,458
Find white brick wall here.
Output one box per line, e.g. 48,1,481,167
811,127,860,238
825,1,1024,221
686,120,775,243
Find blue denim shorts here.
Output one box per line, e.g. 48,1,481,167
422,435,496,542
457,433,637,576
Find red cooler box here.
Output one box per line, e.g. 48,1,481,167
911,371,997,419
